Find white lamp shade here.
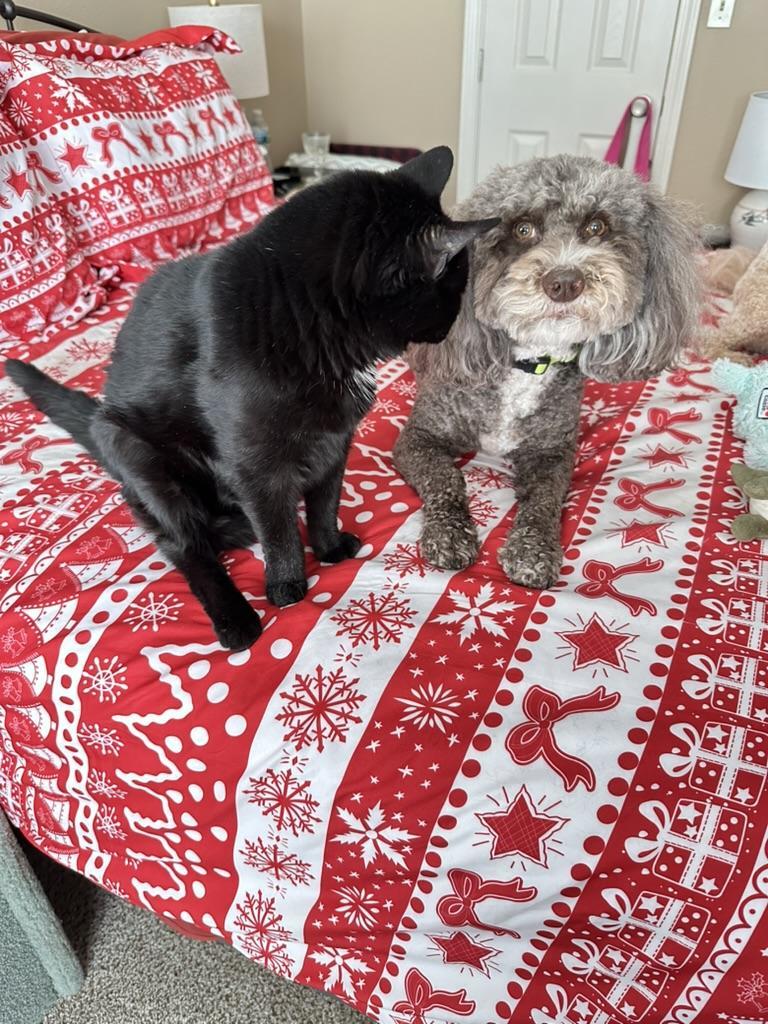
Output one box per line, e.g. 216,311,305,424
168,3,269,99
725,91,768,190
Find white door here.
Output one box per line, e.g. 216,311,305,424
471,0,681,185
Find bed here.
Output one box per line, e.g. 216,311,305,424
1,24,767,1024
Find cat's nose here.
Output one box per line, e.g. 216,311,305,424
542,267,585,303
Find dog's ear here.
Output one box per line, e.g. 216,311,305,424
423,217,501,279
395,146,454,198
579,192,701,383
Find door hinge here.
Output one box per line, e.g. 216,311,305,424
478,47,485,83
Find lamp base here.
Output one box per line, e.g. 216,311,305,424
730,188,768,250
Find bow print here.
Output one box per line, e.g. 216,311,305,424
154,120,188,155
615,477,684,518
506,685,620,791
392,969,475,1024
643,407,702,445
199,105,227,135
576,557,663,616
26,152,62,193
435,868,536,936
0,436,69,474
666,367,717,393
92,122,140,165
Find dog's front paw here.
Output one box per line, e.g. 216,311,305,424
316,532,361,563
499,530,562,590
266,578,308,607
212,602,262,651
421,516,479,571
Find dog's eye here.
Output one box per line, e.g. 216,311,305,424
584,216,608,239
512,220,537,243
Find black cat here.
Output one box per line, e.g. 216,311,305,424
6,147,497,650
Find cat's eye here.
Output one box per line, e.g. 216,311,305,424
583,216,609,239
513,219,537,243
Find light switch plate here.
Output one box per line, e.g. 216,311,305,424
708,0,735,28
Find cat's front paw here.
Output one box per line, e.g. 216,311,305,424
212,602,262,651
499,528,562,590
266,578,309,607
421,516,479,570
316,532,361,563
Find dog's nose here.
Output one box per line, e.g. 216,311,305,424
542,267,585,303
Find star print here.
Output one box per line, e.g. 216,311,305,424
720,655,740,673
676,802,702,824
699,877,718,894
477,785,567,866
755,708,768,722
619,1002,637,1018
137,130,155,152
431,931,499,976
614,518,672,549
637,894,663,916
642,444,689,468
57,141,89,172
605,947,626,968
659,953,677,967
761,946,768,956
6,168,31,197
558,613,637,672
734,786,753,802
705,723,728,743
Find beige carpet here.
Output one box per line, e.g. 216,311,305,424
28,845,366,1024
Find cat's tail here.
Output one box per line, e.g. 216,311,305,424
5,359,102,461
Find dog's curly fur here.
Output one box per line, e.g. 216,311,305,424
394,155,701,589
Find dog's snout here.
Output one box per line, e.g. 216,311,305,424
541,267,585,303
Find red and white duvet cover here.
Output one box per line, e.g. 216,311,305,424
0,296,767,1024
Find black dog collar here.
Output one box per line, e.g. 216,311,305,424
512,355,578,376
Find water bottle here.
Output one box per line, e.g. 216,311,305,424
250,109,271,172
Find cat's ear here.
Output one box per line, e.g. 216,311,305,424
424,217,501,279
395,146,454,198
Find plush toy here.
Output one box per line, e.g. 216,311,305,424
730,464,768,540
700,240,768,364
712,358,768,470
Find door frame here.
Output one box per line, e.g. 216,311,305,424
456,0,702,201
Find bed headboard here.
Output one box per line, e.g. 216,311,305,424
0,0,93,32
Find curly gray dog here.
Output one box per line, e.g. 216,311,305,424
394,155,701,588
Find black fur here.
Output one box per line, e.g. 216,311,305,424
6,148,498,650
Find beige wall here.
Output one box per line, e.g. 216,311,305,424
301,0,465,205
666,0,768,226
16,0,307,166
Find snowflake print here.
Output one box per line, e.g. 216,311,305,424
234,891,293,976
0,409,29,436
397,682,462,732
373,397,399,415
310,946,373,1000
392,378,416,398
465,465,513,490
356,418,377,437
95,805,126,842
582,398,624,427
334,886,381,930
66,335,114,363
8,97,34,127
331,588,417,649
50,79,89,111
333,801,416,868
241,837,313,887
82,656,127,704
79,722,124,756
88,770,126,801
433,583,521,645
383,543,432,579
277,665,365,752
135,77,160,106
192,61,220,88
245,768,320,837
738,972,768,1012
468,493,499,527
124,592,183,633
